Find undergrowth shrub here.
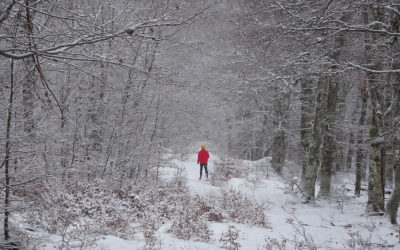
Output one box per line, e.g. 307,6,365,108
19,176,198,243
169,195,212,242
220,189,271,228
219,225,241,250
263,237,287,250
16,167,271,247
212,157,247,183
143,215,161,250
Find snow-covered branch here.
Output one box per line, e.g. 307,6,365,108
384,5,400,16
0,2,214,60
347,62,400,73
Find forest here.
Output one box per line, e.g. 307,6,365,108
0,0,400,249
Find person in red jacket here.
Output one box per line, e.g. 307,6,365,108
197,144,209,179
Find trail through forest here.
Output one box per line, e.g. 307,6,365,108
91,151,399,250
1,1,400,249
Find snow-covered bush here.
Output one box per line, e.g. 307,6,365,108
206,207,224,222
14,161,270,247
220,189,271,228
263,237,287,250
143,215,161,250
284,215,320,249
219,225,241,250
16,174,216,245
346,231,371,249
212,157,248,183
345,220,395,249
25,179,133,238
169,195,212,242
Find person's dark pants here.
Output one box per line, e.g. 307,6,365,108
200,163,208,178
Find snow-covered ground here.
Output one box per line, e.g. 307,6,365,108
30,152,400,249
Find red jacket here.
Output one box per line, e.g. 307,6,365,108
197,149,209,164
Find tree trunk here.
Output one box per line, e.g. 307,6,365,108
255,114,268,160
271,85,290,174
300,78,315,197
318,78,338,199
271,127,286,174
115,37,142,174
365,2,386,212
4,59,14,241
387,146,400,224
368,82,386,212
346,104,358,170
385,3,400,223
385,71,400,221
60,66,71,181
23,1,36,141
334,87,348,172
386,78,400,223
346,130,355,169
355,78,368,197
304,77,327,201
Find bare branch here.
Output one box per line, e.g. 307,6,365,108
0,3,214,60
348,62,400,73
0,0,16,25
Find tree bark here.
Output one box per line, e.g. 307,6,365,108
334,87,348,172
271,127,286,174
386,80,400,223
385,72,400,221
4,58,14,241
368,78,386,212
365,2,386,212
355,78,368,197
346,102,358,170
60,65,71,181
304,77,327,201
271,85,290,174
387,143,400,224
23,1,36,140
255,114,268,160
385,149,394,185
385,4,400,224
300,78,315,198
318,78,338,199
346,130,355,169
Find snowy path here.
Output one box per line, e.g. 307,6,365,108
74,153,400,249
166,153,400,249
171,153,220,197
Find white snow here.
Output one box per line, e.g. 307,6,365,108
170,153,220,196
26,152,400,249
